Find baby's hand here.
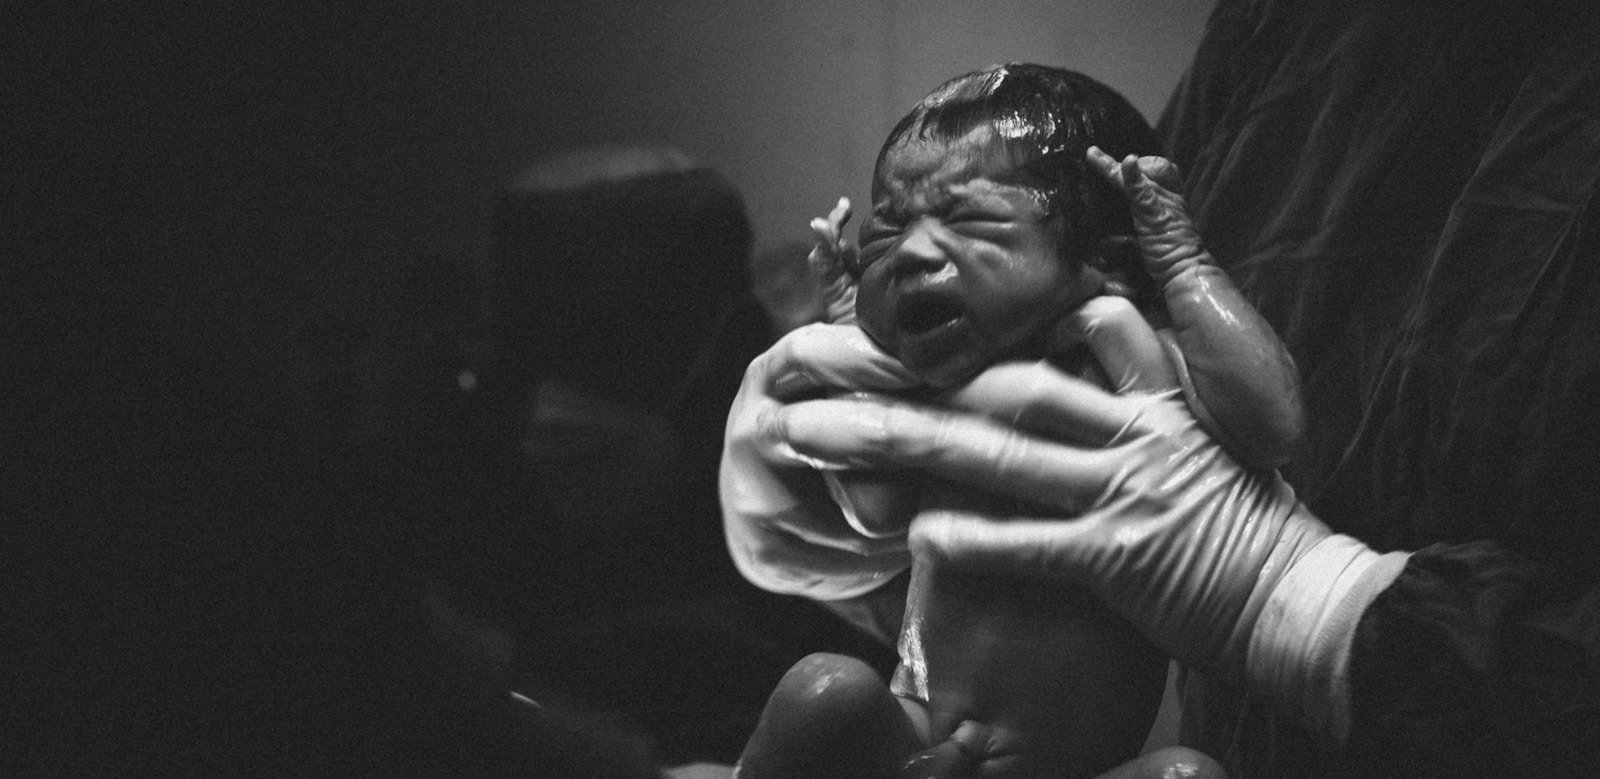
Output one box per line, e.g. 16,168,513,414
1087,146,1305,468
809,197,861,324
1086,146,1205,286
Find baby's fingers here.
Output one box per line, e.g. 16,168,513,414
808,197,853,247
1086,145,1126,189
1136,156,1183,191
826,196,852,235
809,197,860,323
1086,147,1185,199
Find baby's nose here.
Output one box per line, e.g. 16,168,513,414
888,219,949,279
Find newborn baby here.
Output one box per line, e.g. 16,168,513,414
736,64,1299,778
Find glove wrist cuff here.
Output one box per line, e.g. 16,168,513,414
1245,534,1410,743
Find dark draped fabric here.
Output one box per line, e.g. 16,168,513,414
1158,0,1600,774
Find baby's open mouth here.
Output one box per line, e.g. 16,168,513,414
897,294,964,335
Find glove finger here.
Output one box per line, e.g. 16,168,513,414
753,499,916,559
722,486,913,595
907,504,1100,581
943,360,1139,446
1053,296,1180,395
721,334,917,596
777,393,1127,507
761,323,918,400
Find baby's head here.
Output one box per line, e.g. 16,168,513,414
852,63,1160,387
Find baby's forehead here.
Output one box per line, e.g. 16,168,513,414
873,127,1043,211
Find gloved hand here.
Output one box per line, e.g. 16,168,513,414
913,324,1405,741
773,295,1332,677
718,320,919,600
727,295,1406,737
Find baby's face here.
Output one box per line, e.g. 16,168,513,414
856,127,1099,387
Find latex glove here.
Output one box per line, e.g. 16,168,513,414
1086,146,1305,468
718,321,920,600
744,298,1408,737
774,296,1329,676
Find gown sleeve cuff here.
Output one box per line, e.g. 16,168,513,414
1247,533,1411,742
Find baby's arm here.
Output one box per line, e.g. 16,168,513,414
1089,146,1305,467
810,199,923,538
808,197,861,326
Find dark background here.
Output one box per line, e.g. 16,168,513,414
6,2,1203,771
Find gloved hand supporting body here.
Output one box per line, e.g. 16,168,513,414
771,311,1409,740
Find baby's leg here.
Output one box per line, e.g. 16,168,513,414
736,652,925,778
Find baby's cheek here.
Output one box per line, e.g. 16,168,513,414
853,285,896,347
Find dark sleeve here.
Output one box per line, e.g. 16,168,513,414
1153,0,1600,773
1347,542,1600,775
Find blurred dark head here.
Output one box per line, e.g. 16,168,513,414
491,146,756,409
875,63,1162,262
475,146,765,613
750,239,827,337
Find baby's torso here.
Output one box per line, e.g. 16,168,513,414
886,348,1170,776
890,538,1165,776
